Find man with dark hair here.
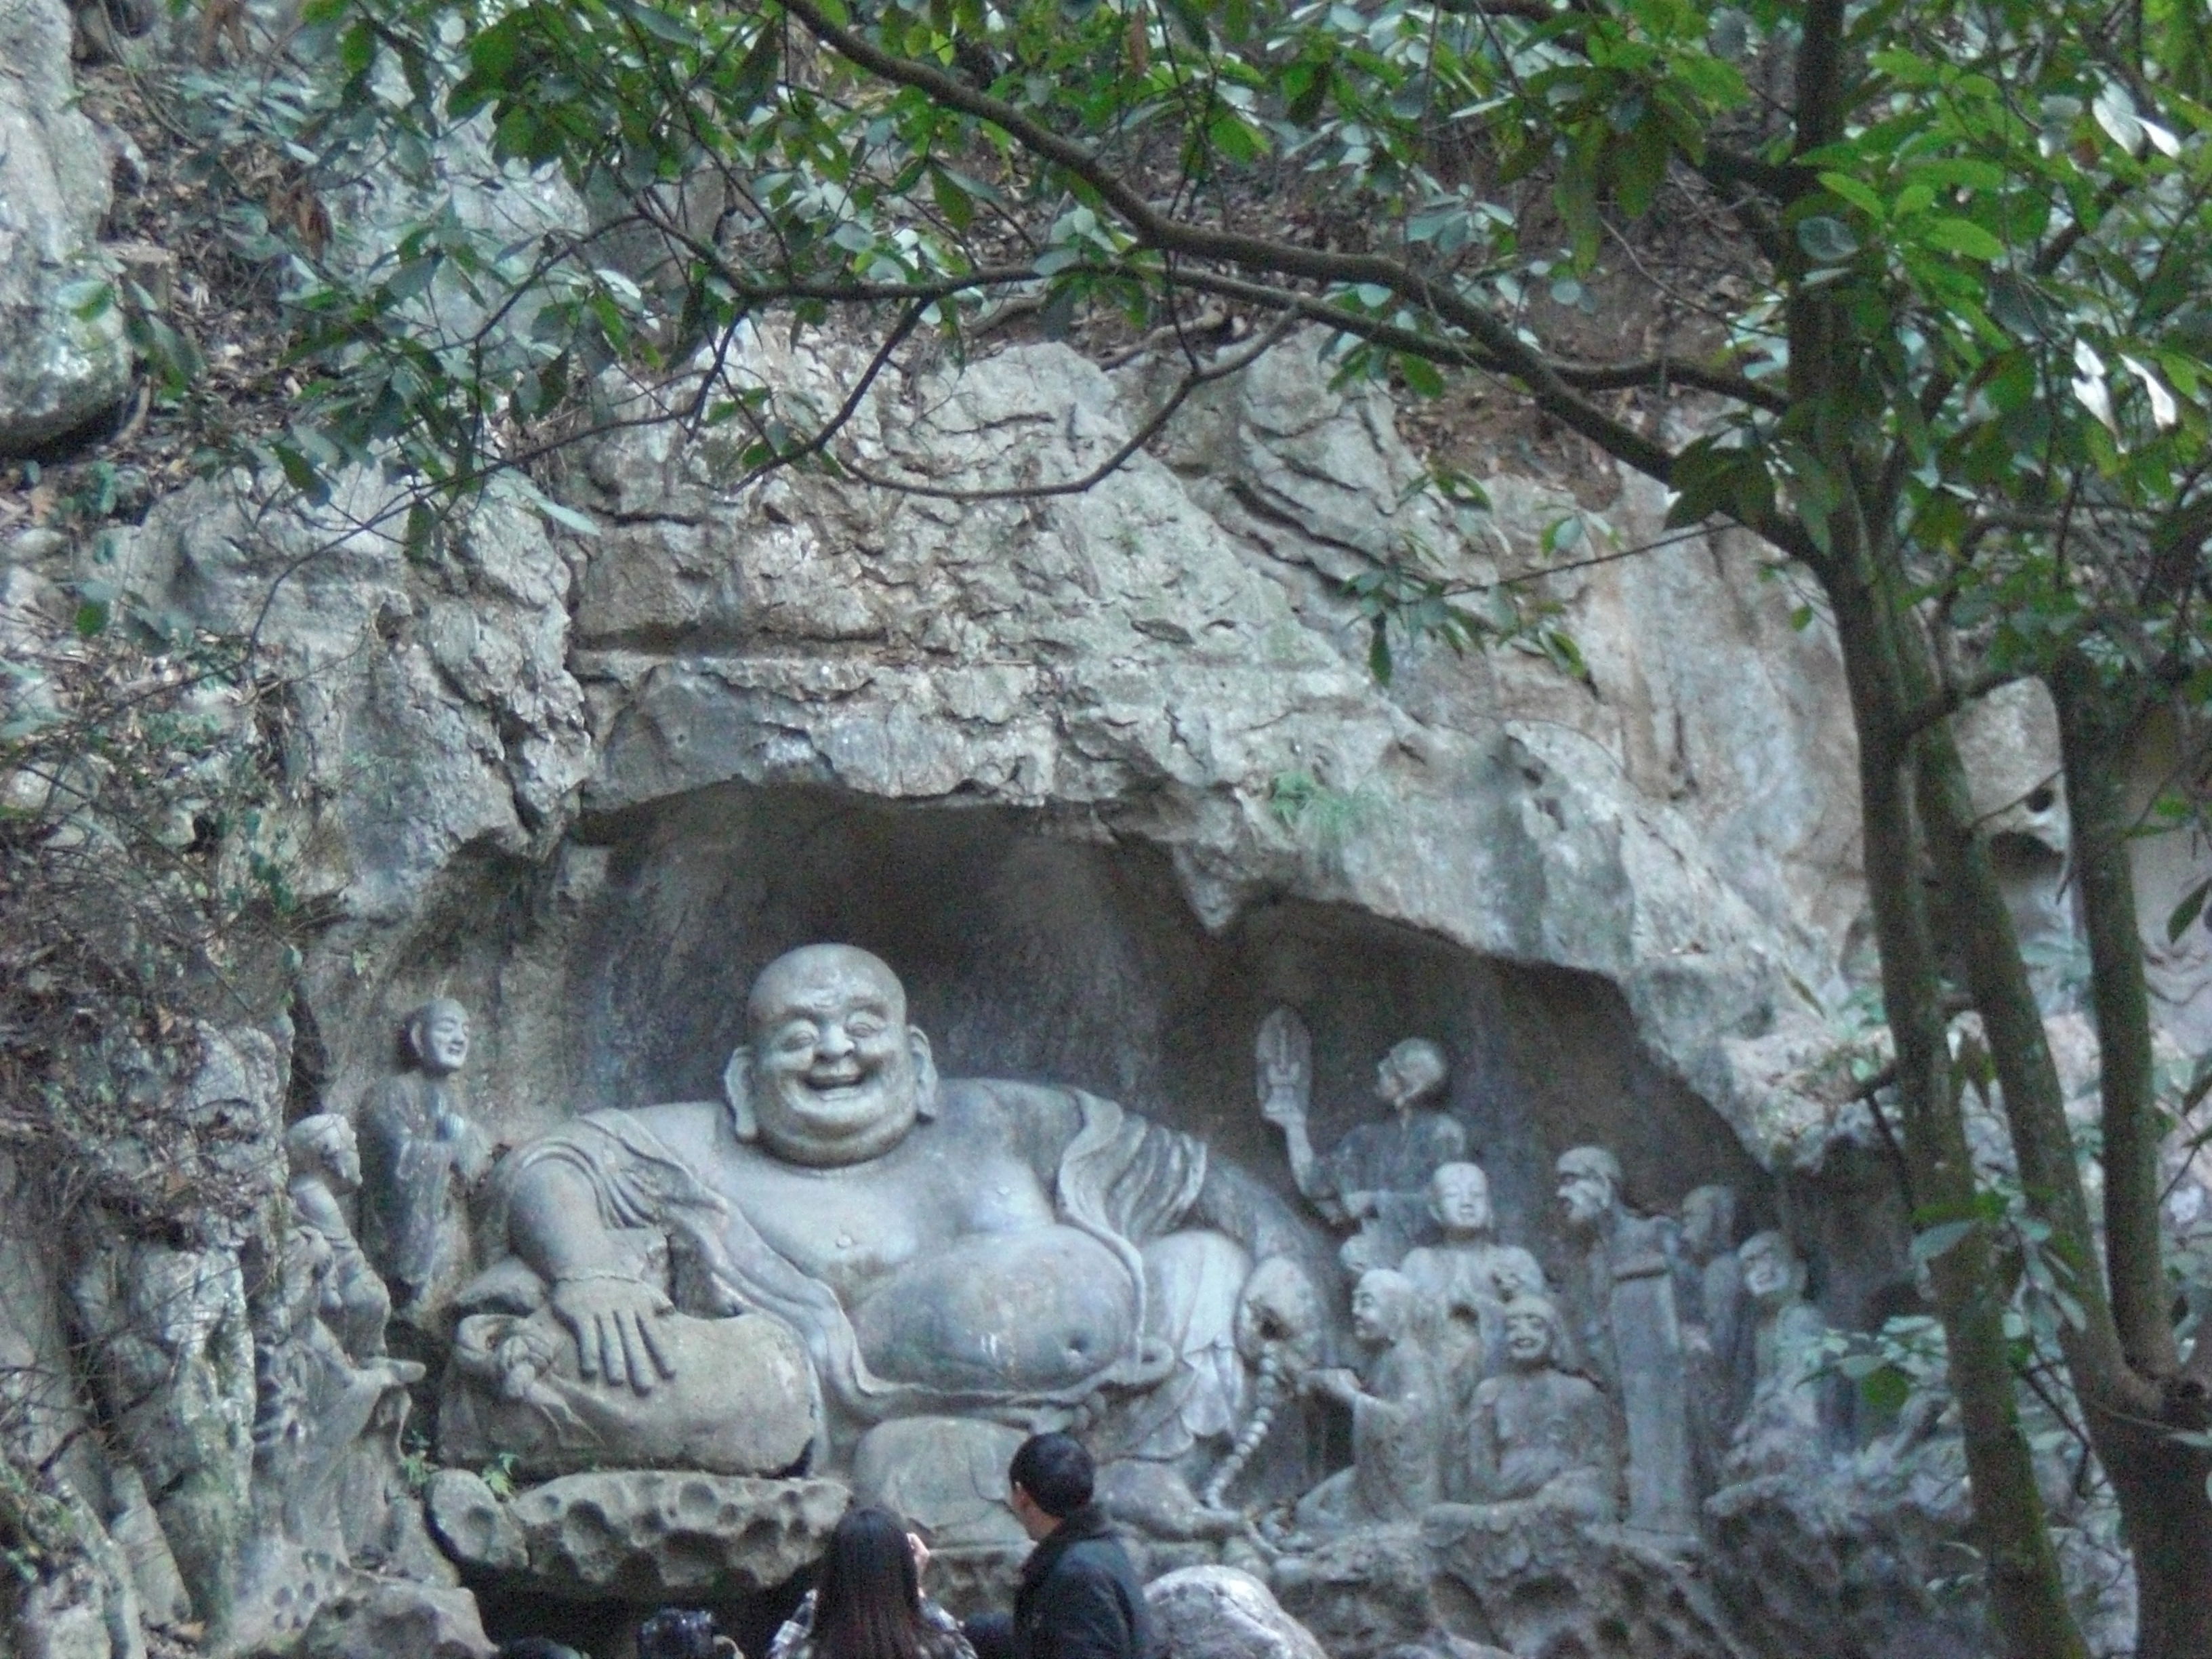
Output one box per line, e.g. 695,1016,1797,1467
966,1435,1160,1659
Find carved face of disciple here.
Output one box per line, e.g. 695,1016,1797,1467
409,999,471,1077
286,1113,361,1191
1501,1297,1562,1371
729,944,938,1168
1740,1231,1807,1310
1681,1183,1738,1264
1429,1162,1494,1238
1555,1146,1622,1233
1376,1038,1448,1113
1351,1269,1417,1347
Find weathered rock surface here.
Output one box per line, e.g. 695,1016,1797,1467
0,0,131,451
424,1469,529,1576
1145,1565,1334,1659
300,1578,494,1659
489,1471,850,1601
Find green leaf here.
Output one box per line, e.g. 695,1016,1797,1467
1919,217,2005,262
1818,173,1885,220
1912,1220,1975,1267
1797,215,1860,265
1397,353,1445,396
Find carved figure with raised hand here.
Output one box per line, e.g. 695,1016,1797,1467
359,998,492,1330
1399,1162,1545,1408
1292,1269,1443,1531
1555,1145,1696,1534
283,1113,391,1363
1431,1295,1616,1534
461,944,1314,1521
1721,1231,1832,1481
1259,1008,1467,1273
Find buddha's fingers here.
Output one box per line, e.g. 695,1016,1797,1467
615,1313,655,1396
635,1308,676,1381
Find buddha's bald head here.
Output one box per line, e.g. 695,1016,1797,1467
729,945,937,1166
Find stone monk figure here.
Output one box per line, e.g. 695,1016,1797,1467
359,998,491,1328
468,944,1311,1510
1259,1010,1468,1272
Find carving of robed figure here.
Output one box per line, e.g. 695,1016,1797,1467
448,945,1316,1535
359,998,492,1330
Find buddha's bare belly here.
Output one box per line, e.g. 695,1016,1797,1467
848,1225,1137,1392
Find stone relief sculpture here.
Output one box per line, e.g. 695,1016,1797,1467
1290,1270,1443,1532
445,944,1316,1544
1260,1010,1468,1273
282,1115,390,1364
1433,1296,1616,1529
1398,1163,1546,1409
1675,1182,1749,1494
358,997,493,1334
1720,1231,1832,1481
1555,1145,1697,1534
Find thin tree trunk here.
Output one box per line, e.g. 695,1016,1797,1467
2051,655,2212,1659
1820,560,2091,1659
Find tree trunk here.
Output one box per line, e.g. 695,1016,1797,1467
2051,656,2212,1659
1818,557,2091,1659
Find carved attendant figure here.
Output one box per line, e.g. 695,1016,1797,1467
1450,1296,1616,1524
1259,1009,1468,1272
1556,1145,1696,1534
1293,1269,1443,1530
1399,1162,1545,1405
359,998,491,1328
283,1113,390,1363
1721,1231,1831,1480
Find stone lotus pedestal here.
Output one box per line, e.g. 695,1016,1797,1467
426,1470,850,1604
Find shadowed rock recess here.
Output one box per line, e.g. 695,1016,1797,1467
5,20,2204,1652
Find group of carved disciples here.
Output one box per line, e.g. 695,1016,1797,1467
1260,1011,1829,1542
263,956,1832,1574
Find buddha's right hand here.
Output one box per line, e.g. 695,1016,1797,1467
551,1273,676,1395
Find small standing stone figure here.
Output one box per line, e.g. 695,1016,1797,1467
283,1113,391,1363
1452,1296,1617,1523
1259,1008,1469,1273
1292,1269,1444,1530
1556,1145,1697,1534
1721,1231,1831,1481
1676,1183,1750,1494
1399,1162,1546,1408
359,998,492,1332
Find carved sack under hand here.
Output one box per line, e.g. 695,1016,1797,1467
438,1305,819,1479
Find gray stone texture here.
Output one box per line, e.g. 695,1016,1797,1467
0,0,131,451
493,1471,850,1601
1143,1565,1334,1659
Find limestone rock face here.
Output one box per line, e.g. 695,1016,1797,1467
494,1471,849,1601
1145,1566,1334,1659
0,0,131,451
300,1580,495,1659
424,1469,528,1576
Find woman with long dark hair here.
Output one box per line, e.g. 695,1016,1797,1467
770,1507,977,1659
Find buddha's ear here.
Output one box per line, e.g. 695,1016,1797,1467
722,1046,759,1141
908,1027,939,1120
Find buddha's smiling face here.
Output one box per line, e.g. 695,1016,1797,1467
745,945,926,1166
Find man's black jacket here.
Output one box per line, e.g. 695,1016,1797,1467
1010,1506,1161,1659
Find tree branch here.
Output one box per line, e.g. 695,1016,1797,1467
776,0,1687,489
